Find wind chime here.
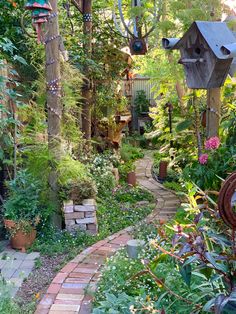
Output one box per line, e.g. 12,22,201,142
113,0,159,55
25,0,52,43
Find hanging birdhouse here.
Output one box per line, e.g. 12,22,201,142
129,38,147,55
25,0,52,43
162,21,236,89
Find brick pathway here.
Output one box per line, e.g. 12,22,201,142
35,154,180,314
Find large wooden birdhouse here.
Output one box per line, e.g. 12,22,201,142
162,21,236,89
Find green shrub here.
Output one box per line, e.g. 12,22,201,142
120,143,144,162
117,161,135,181
3,170,43,232
57,155,88,186
60,177,97,203
163,181,186,193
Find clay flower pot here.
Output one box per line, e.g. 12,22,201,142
4,219,37,253
127,171,136,186
158,161,168,181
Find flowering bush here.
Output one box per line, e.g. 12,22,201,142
198,153,208,165
89,155,116,197
183,136,236,190
205,136,220,150
198,136,220,165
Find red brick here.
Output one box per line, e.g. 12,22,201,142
47,283,61,294
52,272,68,284
69,272,92,279
91,240,108,248
87,223,97,230
54,299,82,305
59,288,85,295
60,262,77,273
73,267,97,274
39,294,56,306
74,263,98,270
65,278,91,284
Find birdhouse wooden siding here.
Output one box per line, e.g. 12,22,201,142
162,22,236,89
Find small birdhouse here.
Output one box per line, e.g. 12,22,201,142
162,21,236,89
129,38,147,55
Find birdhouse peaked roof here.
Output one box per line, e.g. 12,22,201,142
173,21,236,60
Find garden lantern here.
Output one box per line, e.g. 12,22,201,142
25,0,52,43
113,0,159,55
162,21,236,89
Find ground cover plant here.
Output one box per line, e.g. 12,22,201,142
13,183,154,311
93,182,236,313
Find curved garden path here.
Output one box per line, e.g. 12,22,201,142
35,153,180,314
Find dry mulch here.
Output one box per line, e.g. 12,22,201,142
16,254,66,307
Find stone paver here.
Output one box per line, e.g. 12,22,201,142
0,243,40,296
35,153,181,314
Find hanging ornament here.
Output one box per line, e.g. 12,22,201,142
25,0,52,43
112,0,160,55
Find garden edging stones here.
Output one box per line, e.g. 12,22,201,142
35,153,180,314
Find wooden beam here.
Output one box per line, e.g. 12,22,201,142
71,0,83,13
206,88,221,138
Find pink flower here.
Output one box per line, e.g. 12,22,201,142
205,136,220,150
199,154,208,165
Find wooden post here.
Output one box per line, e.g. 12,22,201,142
206,88,221,138
45,0,62,228
81,0,92,140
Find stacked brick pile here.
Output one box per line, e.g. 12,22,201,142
63,199,98,234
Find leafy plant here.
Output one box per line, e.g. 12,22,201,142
60,177,97,203
134,90,150,115
3,170,42,232
88,154,116,197
120,143,144,162
57,155,88,186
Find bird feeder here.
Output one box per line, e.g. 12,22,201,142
25,0,52,43
162,21,236,89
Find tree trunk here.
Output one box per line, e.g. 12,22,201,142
206,88,221,138
81,0,92,140
46,0,62,228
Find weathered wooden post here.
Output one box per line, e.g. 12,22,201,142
81,0,92,140
45,0,62,228
71,0,93,140
206,88,221,138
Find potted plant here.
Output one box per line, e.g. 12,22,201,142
126,161,136,186
3,170,41,252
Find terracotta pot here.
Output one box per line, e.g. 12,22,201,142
4,219,36,252
158,161,168,181
127,171,136,186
